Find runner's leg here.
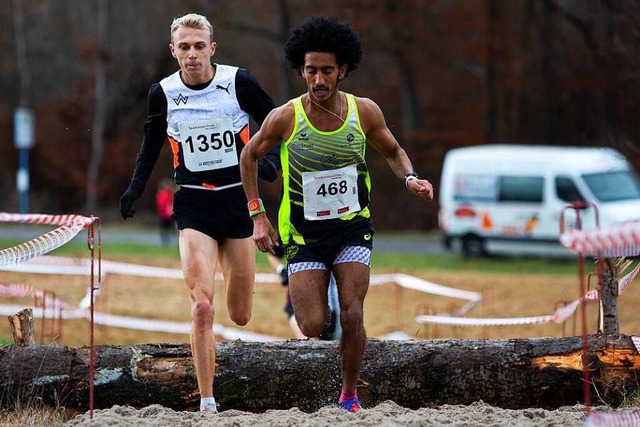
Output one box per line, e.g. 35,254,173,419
288,269,330,338
218,237,255,326
332,262,369,393
179,228,218,400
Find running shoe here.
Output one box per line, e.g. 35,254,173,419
339,398,362,413
200,402,219,413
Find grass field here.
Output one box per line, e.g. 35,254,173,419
1,233,638,347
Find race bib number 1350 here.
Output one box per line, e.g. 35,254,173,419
179,118,237,172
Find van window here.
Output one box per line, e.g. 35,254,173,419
582,170,640,202
453,174,499,202
498,176,543,203
555,177,584,202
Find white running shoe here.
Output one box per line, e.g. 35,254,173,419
200,398,219,413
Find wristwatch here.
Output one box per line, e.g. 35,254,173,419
404,172,419,187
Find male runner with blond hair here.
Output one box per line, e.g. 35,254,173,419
120,13,278,413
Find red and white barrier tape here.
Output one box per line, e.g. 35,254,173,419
0,213,95,267
551,290,600,323
416,234,640,327
370,273,482,316
0,282,36,299
415,279,628,327
620,262,640,294
0,255,277,282
560,221,640,257
0,212,92,226
416,314,554,327
0,282,69,310
1,255,483,334
584,409,640,427
3,252,634,331
1,256,483,307
0,303,280,341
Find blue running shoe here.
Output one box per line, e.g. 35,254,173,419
339,398,362,413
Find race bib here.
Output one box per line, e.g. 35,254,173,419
179,118,237,172
302,164,360,220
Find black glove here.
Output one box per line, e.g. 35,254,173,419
119,188,141,220
258,158,278,183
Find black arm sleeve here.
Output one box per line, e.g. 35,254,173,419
235,68,276,126
127,83,168,195
236,68,282,171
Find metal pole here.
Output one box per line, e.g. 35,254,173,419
18,148,29,213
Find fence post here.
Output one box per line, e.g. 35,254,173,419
8,307,35,345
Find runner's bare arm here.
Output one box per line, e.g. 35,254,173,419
357,97,433,201
240,103,295,254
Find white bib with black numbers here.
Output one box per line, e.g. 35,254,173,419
302,164,360,220
178,117,237,172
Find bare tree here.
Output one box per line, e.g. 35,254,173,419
11,0,29,109
219,0,295,102
85,0,108,213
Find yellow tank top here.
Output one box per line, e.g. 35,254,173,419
279,92,371,245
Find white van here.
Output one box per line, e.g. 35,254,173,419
438,145,640,257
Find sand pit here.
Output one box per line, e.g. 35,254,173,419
64,400,593,426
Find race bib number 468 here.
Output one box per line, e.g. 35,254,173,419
302,164,361,221
179,118,238,172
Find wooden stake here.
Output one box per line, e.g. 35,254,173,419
8,308,35,345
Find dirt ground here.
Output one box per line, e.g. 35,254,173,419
62,400,602,427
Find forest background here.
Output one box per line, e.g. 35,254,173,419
0,0,638,231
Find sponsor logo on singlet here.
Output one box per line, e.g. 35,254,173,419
173,93,189,105
215,83,231,94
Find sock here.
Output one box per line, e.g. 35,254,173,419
339,390,357,403
200,396,217,411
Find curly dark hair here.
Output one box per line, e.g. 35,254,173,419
284,16,363,77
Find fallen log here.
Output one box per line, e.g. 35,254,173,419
0,335,638,412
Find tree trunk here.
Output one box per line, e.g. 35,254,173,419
598,258,619,334
1,335,638,412
85,0,107,213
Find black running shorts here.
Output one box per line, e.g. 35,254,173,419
284,218,374,267
173,185,252,244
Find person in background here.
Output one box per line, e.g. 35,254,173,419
118,13,278,414
156,177,176,246
240,16,433,413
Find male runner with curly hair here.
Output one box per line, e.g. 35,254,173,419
240,16,433,413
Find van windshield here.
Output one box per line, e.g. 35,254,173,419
582,170,640,202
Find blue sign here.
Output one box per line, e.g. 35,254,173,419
14,107,35,149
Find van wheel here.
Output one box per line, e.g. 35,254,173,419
462,236,485,258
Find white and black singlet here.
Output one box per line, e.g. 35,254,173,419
127,64,275,195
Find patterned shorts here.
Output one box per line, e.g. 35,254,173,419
285,219,374,274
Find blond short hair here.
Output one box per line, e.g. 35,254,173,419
170,13,213,42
